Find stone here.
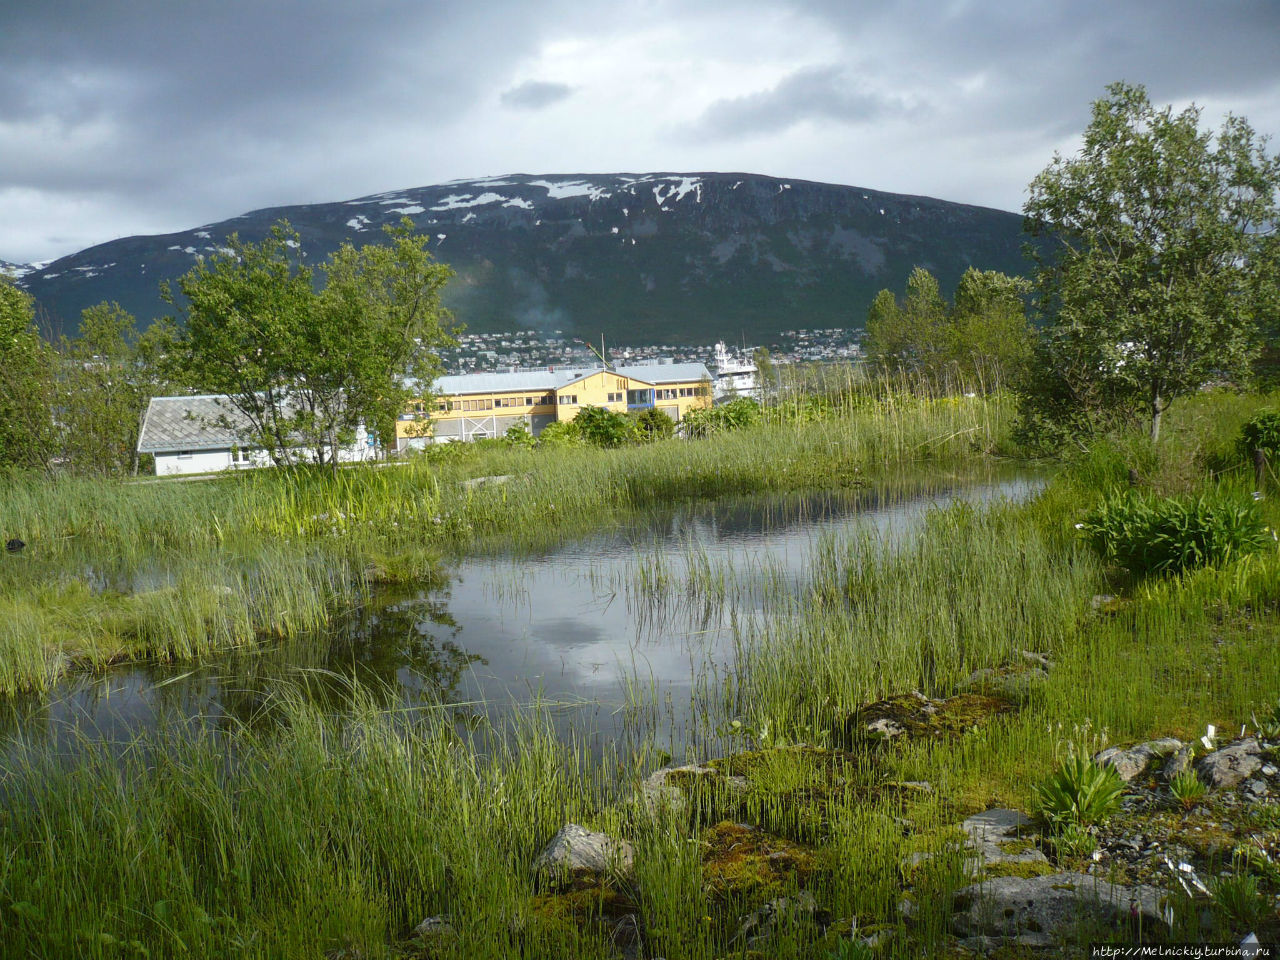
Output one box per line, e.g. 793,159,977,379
1261,764,1277,777
952,872,1167,941
460,474,514,491
1020,650,1053,670
412,915,453,937
1244,779,1269,798
4,537,24,553
867,717,906,738
1161,745,1195,781
533,824,634,886
1094,738,1184,782
959,667,1049,703
961,809,1050,872
732,891,830,949
1195,739,1263,790
637,762,746,818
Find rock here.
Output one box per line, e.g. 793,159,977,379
460,474,514,491
4,537,24,553
1195,739,1263,790
1260,763,1277,777
1244,778,1269,799
732,891,830,949
1020,650,1053,670
867,717,906,738
952,872,1167,941
1093,738,1184,782
637,762,746,818
1162,744,1195,781
533,824,634,887
412,915,453,938
959,667,1049,704
961,809,1050,872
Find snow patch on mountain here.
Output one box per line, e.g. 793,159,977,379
386,205,425,215
346,215,370,231
529,179,612,201
430,192,507,211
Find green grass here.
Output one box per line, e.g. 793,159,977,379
3,388,1280,957
0,390,1011,695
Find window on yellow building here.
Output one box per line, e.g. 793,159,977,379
559,394,577,405
607,392,623,403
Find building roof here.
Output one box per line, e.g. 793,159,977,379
137,395,258,453
423,362,711,397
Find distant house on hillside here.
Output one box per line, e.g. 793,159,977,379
136,395,374,476
397,361,712,450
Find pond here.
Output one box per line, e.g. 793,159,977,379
0,467,1040,758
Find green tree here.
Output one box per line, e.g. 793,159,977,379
1023,82,1280,443
630,406,675,441
572,405,635,447
949,268,1033,388
57,302,156,475
153,220,455,469
863,267,949,377
0,277,55,469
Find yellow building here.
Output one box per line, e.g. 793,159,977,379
397,362,712,448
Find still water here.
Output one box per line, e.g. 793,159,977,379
0,469,1039,756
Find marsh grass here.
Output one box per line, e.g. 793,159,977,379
0,391,1011,695
4,389,1280,957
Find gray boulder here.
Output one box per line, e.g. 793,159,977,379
1196,739,1263,790
533,824,634,886
952,872,1167,940
1094,738,1184,782
961,809,1050,871
637,762,746,818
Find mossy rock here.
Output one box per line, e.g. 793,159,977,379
700,820,818,902
837,692,1014,748
982,859,1057,880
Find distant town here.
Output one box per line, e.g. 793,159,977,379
440,327,864,374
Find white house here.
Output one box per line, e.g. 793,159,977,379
136,394,376,476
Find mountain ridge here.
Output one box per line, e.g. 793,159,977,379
14,172,1037,344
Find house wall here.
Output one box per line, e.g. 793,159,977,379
395,370,712,448
155,449,237,476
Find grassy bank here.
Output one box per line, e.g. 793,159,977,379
2,390,1279,957
0,391,1010,695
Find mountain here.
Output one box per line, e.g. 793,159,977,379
15,173,1036,345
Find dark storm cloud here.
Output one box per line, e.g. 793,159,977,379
3,0,1280,262
0,0,564,201
780,0,1280,138
500,80,574,110
692,66,913,139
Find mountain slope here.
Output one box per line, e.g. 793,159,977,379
17,173,1036,344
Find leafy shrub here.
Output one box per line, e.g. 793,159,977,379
1032,754,1125,829
535,420,583,448
630,406,675,441
1079,491,1272,576
1238,409,1280,459
1251,697,1280,741
503,422,535,448
681,398,761,438
1207,873,1268,929
572,405,636,447
1168,769,1207,810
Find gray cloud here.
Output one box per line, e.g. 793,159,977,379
500,80,574,110
1,0,1279,262
691,66,912,139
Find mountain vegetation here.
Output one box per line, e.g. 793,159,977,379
14,173,1037,345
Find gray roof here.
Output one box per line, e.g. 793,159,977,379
614,362,711,385
423,362,711,397
137,395,258,453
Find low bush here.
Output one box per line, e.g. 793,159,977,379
1079,491,1273,576
1032,754,1125,829
1238,409,1280,460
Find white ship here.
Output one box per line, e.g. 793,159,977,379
712,341,759,400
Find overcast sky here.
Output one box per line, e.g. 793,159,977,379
3,0,1279,264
